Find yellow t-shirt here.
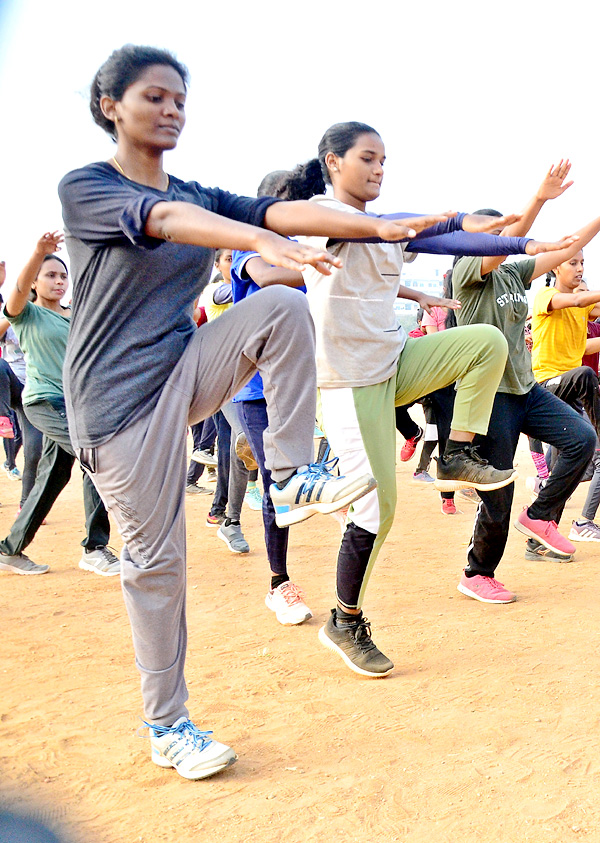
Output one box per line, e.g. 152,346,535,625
531,286,595,382
199,281,232,322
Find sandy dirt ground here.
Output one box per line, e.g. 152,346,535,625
2,421,600,843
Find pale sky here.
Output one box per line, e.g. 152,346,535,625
1,0,598,300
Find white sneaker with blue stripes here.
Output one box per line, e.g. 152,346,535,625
270,458,377,528
146,717,237,780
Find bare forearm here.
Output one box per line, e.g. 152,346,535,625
500,196,545,238
585,336,600,354
7,250,45,317
247,258,305,288
396,285,421,303
145,202,264,251
264,200,381,238
532,216,600,280
548,289,600,311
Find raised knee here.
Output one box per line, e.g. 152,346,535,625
470,323,508,357
259,284,308,314
579,366,598,388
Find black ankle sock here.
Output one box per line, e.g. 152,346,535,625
276,471,296,490
335,607,363,625
271,574,289,590
224,518,240,527
444,439,469,457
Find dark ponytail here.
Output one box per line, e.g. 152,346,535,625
443,268,457,329
279,120,380,200
277,159,326,200
546,270,556,287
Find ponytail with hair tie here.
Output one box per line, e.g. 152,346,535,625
278,159,326,201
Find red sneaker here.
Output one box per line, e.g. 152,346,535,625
514,507,575,556
457,572,516,603
0,416,14,439
441,498,457,515
400,427,423,462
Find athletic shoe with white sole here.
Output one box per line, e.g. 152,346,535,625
3,462,21,481
270,458,376,528
434,445,517,492
569,520,600,542
265,581,313,625
79,547,120,577
457,572,516,603
191,448,217,467
412,470,435,484
524,538,572,562
514,507,575,556
244,485,263,511
525,476,545,500
456,487,480,505
318,608,393,677
146,717,237,780
441,498,457,515
185,483,212,495
400,427,423,462
217,520,250,553
0,551,49,575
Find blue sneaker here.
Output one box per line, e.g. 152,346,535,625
3,462,21,481
270,458,376,528
145,717,237,780
244,485,263,511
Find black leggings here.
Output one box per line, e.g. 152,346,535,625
0,360,44,506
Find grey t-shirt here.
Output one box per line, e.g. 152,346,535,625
58,162,276,448
453,256,536,395
300,196,413,388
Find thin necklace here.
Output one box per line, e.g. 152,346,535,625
111,156,169,191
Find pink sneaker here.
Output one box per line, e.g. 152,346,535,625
400,427,423,462
441,498,457,515
514,507,575,556
457,572,516,604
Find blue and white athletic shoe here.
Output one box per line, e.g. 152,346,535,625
270,458,377,528
145,717,237,780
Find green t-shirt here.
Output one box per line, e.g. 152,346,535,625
453,256,536,395
4,301,70,405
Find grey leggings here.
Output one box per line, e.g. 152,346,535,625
219,400,249,522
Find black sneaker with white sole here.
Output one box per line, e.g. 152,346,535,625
434,445,517,492
524,538,573,562
318,608,393,677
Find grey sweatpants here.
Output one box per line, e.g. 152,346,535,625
80,287,316,724
220,400,249,522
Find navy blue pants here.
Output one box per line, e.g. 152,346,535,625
467,384,596,577
186,416,216,485
238,398,289,575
